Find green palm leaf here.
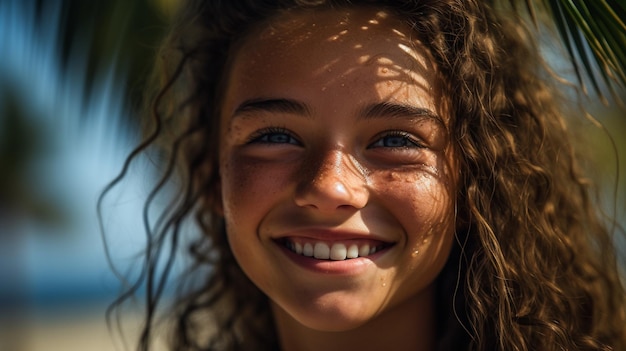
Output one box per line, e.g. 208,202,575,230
499,0,626,102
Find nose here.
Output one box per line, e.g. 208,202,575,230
294,150,368,212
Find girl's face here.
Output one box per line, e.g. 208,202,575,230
219,8,457,332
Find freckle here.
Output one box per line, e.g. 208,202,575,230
385,171,401,181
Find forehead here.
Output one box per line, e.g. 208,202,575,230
228,7,437,94
219,6,449,133
250,7,413,51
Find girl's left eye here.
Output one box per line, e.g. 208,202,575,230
368,131,424,149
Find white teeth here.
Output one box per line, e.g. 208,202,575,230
313,242,330,259
330,243,347,260
285,240,385,261
359,244,370,257
347,244,359,258
303,243,314,257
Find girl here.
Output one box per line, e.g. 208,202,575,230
103,0,626,350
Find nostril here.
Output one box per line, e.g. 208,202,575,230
294,174,368,211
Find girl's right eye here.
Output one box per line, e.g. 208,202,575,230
247,127,301,146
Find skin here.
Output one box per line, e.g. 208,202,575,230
219,7,458,351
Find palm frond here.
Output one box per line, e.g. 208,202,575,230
500,0,626,102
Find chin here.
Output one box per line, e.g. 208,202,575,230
273,294,377,332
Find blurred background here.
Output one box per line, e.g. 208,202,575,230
0,0,624,351
1,0,179,350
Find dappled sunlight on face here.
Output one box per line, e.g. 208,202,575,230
242,8,437,110
219,7,457,339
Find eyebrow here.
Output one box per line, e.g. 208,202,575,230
232,98,311,118
231,98,443,127
359,101,444,126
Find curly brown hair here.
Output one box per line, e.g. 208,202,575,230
101,0,626,350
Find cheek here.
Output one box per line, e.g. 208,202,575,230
220,157,260,220
375,170,456,264
219,154,293,223
379,170,454,222
220,157,271,266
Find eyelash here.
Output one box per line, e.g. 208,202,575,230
368,131,424,149
246,127,301,145
246,128,423,149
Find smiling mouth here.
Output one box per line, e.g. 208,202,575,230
279,238,392,261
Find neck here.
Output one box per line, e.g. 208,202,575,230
272,285,437,351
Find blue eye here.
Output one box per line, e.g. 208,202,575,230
369,131,422,148
248,128,301,145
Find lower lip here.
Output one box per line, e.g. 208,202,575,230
277,243,389,275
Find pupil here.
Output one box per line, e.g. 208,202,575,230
269,133,289,143
385,136,405,147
